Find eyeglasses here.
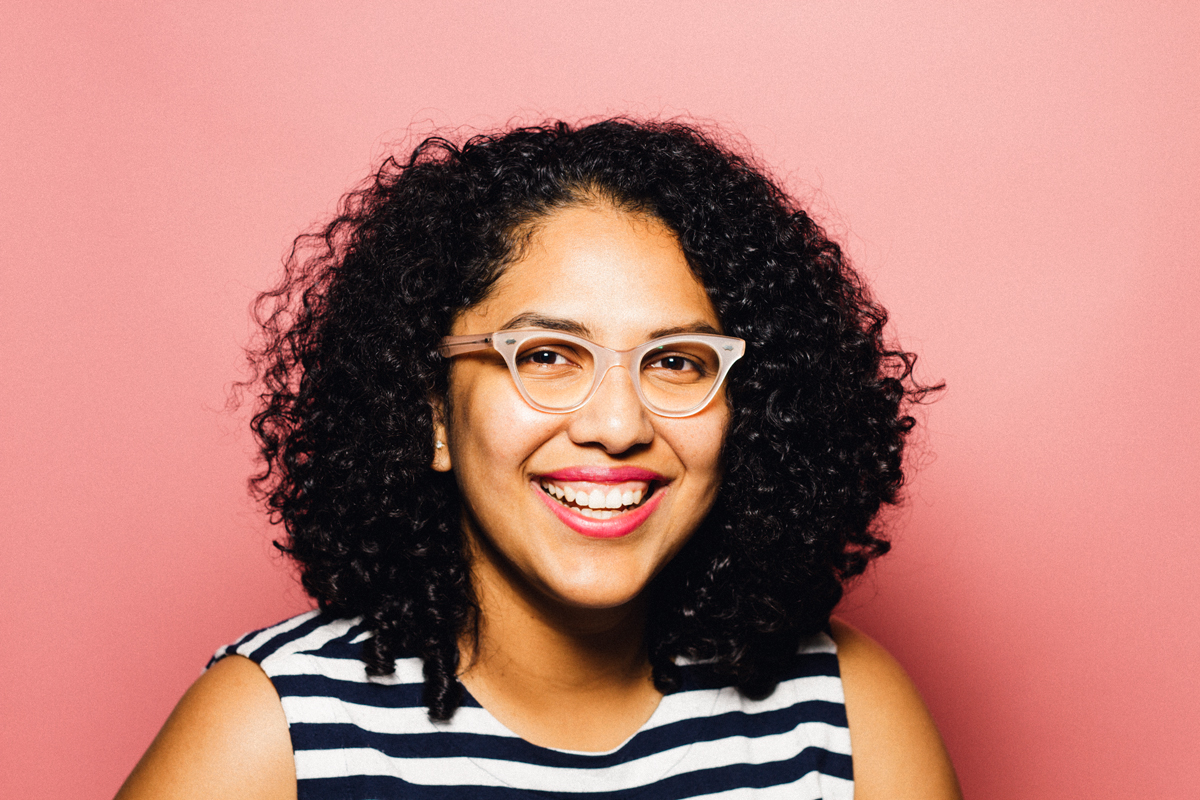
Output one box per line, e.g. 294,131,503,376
438,329,746,418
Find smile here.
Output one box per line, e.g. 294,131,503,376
532,467,667,538
538,480,651,519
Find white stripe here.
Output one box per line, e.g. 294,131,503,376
677,721,852,765
798,631,837,656
291,721,847,792
643,674,844,732
295,750,508,785
816,772,855,800
262,650,426,684
281,695,490,735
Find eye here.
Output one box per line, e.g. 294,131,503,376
649,355,697,372
514,343,586,377
524,349,569,366
644,352,709,380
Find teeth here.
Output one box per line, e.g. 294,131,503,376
541,479,653,516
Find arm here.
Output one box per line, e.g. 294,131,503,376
114,655,296,800
830,618,962,800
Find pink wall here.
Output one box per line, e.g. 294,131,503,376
3,2,1197,797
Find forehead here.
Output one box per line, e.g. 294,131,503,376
456,204,720,345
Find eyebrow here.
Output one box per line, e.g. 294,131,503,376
649,322,722,338
499,313,722,340
500,313,592,337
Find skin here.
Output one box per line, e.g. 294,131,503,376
114,655,296,800
833,620,963,799
116,202,961,798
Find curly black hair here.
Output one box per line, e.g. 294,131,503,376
247,118,936,720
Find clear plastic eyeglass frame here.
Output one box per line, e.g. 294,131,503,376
438,328,746,418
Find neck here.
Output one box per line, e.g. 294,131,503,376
457,530,662,750
462,535,652,690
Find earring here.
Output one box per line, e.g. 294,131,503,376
435,441,445,449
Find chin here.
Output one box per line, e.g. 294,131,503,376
538,574,651,612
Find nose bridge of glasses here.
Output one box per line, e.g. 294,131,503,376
591,355,640,401
593,342,638,375
561,340,645,419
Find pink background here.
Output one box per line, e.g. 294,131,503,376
3,2,1197,797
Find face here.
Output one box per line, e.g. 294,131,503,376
433,203,730,615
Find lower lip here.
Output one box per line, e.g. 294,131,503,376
534,483,666,539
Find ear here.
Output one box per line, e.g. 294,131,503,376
430,396,452,472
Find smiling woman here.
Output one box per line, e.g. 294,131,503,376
116,119,960,799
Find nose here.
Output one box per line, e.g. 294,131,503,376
566,365,654,453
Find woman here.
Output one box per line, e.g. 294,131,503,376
117,119,960,799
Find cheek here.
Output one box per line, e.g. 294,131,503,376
448,376,558,475
668,409,729,480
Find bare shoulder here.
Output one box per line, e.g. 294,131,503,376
115,655,296,800
830,618,962,800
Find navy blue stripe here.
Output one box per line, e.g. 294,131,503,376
779,651,841,681
636,700,847,756
298,746,850,799
301,774,517,800
679,651,840,691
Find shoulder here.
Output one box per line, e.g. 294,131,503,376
115,655,295,800
830,618,963,800
115,611,351,799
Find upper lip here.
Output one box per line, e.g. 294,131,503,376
538,466,665,483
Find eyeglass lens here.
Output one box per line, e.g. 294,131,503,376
512,334,723,413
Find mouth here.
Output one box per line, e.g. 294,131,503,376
538,479,656,519
532,467,666,538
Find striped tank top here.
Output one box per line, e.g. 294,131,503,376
210,611,853,799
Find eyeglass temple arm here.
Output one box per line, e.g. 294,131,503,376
438,334,495,358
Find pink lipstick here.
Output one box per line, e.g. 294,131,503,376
540,466,662,483
533,466,667,539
